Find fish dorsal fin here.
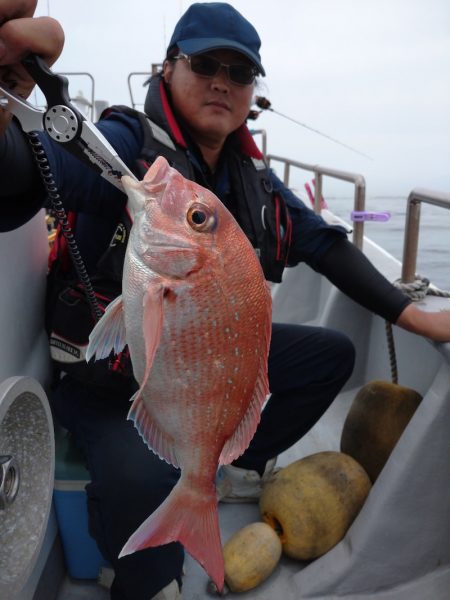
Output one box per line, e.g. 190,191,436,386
218,355,270,465
86,295,126,361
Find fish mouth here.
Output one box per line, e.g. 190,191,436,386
142,242,200,260
144,232,195,251
147,242,194,251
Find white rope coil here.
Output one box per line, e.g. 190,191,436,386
393,275,450,302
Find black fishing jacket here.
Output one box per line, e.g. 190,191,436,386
102,74,292,283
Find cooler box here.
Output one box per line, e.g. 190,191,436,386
53,426,110,579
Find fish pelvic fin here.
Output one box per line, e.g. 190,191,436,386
128,391,180,469
86,295,126,362
119,478,225,592
127,282,174,464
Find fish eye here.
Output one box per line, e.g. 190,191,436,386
191,209,206,225
187,203,216,232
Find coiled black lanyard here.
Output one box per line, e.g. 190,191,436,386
27,130,103,322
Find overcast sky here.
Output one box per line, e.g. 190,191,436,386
35,0,450,199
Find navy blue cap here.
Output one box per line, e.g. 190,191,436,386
167,2,265,76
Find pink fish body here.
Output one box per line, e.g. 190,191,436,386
86,156,272,590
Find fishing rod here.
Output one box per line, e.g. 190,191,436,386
252,96,373,161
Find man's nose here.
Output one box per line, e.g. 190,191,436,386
211,66,230,90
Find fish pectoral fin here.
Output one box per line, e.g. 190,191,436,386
127,283,177,465
86,295,126,362
128,391,180,468
140,284,165,388
219,358,270,465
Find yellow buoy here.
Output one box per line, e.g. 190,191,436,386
259,451,371,560
340,380,422,482
223,521,282,592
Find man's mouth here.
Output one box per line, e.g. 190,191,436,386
206,101,231,111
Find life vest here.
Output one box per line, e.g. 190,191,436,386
46,77,292,388
104,75,292,283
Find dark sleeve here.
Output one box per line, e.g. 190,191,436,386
0,119,47,232
0,111,143,232
317,237,411,323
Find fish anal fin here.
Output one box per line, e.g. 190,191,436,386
119,479,225,592
128,390,180,469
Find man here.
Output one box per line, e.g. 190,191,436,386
1,2,450,599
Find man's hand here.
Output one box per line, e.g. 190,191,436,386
0,0,64,134
396,303,450,343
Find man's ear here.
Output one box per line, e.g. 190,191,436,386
162,60,173,85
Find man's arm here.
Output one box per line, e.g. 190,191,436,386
317,237,411,323
0,1,65,229
318,237,450,343
0,0,64,135
271,169,450,344
0,118,47,231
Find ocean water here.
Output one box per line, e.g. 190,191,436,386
324,196,450,292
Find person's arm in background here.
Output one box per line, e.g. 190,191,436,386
271,171,450,343
318,238,450,343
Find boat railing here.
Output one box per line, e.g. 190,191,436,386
401,188,450,283
58,72,96,120
266,153,366,249
31,72,102,120
127,66,162,110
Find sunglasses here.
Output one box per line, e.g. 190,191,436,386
173,52,258,86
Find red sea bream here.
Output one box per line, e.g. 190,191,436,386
86,155,272,591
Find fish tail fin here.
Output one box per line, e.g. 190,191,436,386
119,479,224,591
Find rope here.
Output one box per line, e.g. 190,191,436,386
385,274,450,384
384,320,398,384
27,131,103,322
393,275,450,301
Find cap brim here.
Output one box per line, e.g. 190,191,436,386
177,38,265,76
